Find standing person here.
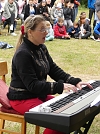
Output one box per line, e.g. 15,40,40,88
2,0,17,36
93,22,100,40
73,0,80,22
7,15,92,134
0,0,5,24
95,0,100,23
0,2,2,25
88,0,96,29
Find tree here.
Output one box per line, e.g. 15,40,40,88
80,0,88,8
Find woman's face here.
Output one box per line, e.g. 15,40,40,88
29,0,33,5
42,1,46,6
80,18,86,24
28,21,48,45
46,0,51,4
33,0,38,4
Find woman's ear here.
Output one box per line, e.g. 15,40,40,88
28,29,32,35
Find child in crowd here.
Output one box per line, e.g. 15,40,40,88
67,22,80,38
75,12,91,39
45,21,54,41
51,2,64,25
53,17,70,39
93,22,100,41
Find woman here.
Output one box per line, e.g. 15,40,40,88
2,0,17,36
17,0,26,24
24,0,37,20
76,12,91,39
36,0,50,21
63,0,73,29
7,15,92,134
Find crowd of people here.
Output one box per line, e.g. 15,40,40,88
0,0,100,40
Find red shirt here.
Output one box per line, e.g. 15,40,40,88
54,23,68,38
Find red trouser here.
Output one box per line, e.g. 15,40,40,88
10,95,65,134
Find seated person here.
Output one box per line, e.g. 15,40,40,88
24,0,37,20
36,0,50,21
53,17,70,39
63,0,73,29
51,2,64,25
79,12,90,25
67,22,80,38
45,21,54,41
75,12,91,39
93,22,100,41
2,0,17,36
17,0,26,24
7,14,92,134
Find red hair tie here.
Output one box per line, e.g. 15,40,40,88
21,25,24,35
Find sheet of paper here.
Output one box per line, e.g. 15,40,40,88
90,94,100,107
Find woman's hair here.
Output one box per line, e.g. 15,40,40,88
45,21,51,27
64,0,70,7
79,12,86,19
64,0,70,3
37,0,47,8
16,15,45,50
54,0,62,7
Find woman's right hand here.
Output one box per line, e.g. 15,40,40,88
63,83,78,92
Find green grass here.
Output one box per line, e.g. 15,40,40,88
0,7,100,134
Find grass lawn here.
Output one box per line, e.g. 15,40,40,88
0,7,100,134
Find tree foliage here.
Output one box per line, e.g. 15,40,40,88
80,0,88,8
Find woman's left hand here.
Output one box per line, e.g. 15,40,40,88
76,82,93,90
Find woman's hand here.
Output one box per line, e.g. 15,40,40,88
76,82,93,90
63,82,93,93
63,83,78,92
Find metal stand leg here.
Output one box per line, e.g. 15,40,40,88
83,117,94,134
73,117,94,134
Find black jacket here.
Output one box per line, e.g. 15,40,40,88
63,7,73,20
24,4,37,20
36,5,50,21
7,37,81,100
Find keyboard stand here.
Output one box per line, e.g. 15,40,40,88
73,117,94,134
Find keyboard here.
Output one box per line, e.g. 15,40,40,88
29,80,100,113
49,80,100,112
25,80,100,133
